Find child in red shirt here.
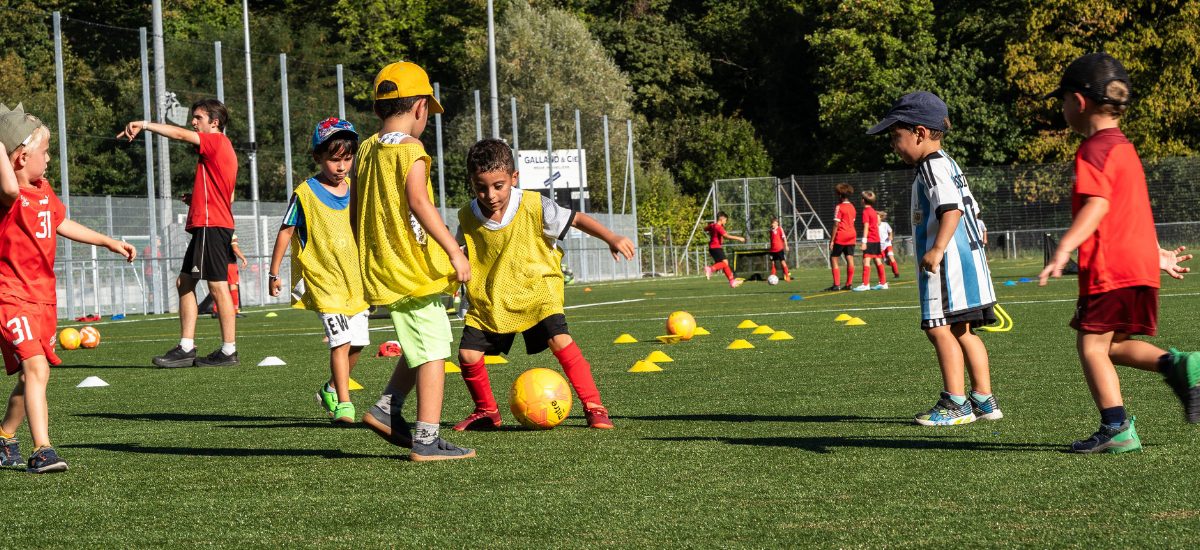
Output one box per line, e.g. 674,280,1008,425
826,183,857,291
854,190,887,291
704,212,746,288
1040,53,1199,453
767,217,790,282
0,105,135,473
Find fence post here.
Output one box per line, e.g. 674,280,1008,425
474,90,483,142
434,83,446,220
510,96,519,152
241,0,264,306
336,64,345,120
53,12,76,320
545,104,555,204
214,41,224,102
280,54,293,197
140,27,162,315
627,119,639,275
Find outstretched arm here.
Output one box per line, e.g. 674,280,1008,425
57,219,135,262
571,212,635,260
0,143,18,207
117,120,200,146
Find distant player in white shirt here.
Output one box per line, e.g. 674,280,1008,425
878,211,901,278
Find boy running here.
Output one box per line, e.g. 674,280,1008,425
704,212,746,288
826,183,856,291
1039,53,1199,453
269,117,369,425
854,190,887,291
867,91,1002,426
878,211,900,278
767,217,790,282
0,104,135,472
452,139,635,431
354,62,474,461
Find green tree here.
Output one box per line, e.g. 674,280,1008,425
640,114,773,196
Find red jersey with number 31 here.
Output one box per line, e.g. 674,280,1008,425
0,179,67,304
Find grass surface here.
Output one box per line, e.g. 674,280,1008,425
8,258,1200,546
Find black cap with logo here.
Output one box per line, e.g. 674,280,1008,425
1043,52,1132,104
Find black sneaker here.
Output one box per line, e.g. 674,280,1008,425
152,345,197,368
410,437,476,462
823,285,841,292
840,284,854,291
194,349,239,367
1,437,22,467
26,446,68,473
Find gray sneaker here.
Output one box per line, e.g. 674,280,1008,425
410,437,476,462
152,345,197,368
362,397,413,449
1,437,21,467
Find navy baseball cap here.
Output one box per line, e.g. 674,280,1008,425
866,91,948,135
311,117,357,149
1042,52,1132,104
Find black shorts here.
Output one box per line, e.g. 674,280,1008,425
459,314,570,356
830,243,855,258
769,251,785,262
708,248,727,263
921,306,996,331
863,242,883,257
180,227,234,282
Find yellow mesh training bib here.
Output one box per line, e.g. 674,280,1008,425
289,180,369,315
459,190,565,334
355,134,454,305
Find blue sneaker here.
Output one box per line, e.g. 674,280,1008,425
970,393,1004,420
410,437,476,462
26,446,68,473
1164,348,1200,423
1,437,22,467
915,391,976,426
1072,417,1142,454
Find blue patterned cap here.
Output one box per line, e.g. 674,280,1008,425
311,117,357,149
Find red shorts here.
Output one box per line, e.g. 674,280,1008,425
1071,286,1158,336
227,263,240,286
882,245,894,257
0,295,62,375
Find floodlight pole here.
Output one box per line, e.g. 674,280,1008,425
152,0,171,236
214,41,224,102
53,12,75,319
242,0,264,305
140,27,162,314
487,0,501,138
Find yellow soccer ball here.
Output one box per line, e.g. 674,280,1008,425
666,311,696,341
59,328,81,350
510,368,572,430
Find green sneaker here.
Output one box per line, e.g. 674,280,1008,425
1072,416,1142,454
316,384,336,418
1165,349,1200,423
332,402,356,425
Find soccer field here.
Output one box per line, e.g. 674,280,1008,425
9,258,1200,546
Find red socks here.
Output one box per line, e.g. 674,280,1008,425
845,264,855,287
710,260,734,281
889,257,900,277
832,266,840,286
459,356,498,411
876,263,886,284
770,264,777,276
862,266,871,286
231,286,240,312
553,342,602,406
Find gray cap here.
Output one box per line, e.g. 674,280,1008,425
0,103,44,152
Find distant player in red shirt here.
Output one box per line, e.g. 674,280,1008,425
1039,53,1200,453
826,183,857,291
0,105,134,473
704,212,746,288
767,217,790,282
854,190,887,291
119,99,241,368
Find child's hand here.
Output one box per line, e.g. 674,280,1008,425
1038,250,1072,285
269,277,282,297
450,252,471,283
609,236,635,260
108,240,136,262
1160,246,1192,279
920,247,943,274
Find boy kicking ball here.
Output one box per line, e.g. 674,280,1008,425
1040,53,1199,453
453,139,635,431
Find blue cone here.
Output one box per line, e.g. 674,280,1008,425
1019,277,1032,283
1004,280,1017,287
789,294,804,300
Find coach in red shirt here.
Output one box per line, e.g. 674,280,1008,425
118,99,241,368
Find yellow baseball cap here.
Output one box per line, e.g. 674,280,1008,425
373,62,444,114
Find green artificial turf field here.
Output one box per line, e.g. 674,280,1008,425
7,258,1200,546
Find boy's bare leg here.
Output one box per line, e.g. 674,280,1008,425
1,377,27,436
177,275,198,340
20,357,51,448
1109,334,1166,371
926,325,965,395
955,324,991,394
414,360,446,424
207,281,237,344
330,344,351,403
1078,331,1123,409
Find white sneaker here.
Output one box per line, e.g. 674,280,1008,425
730,278,745,288
852,284,871,292
704,266,713,280
872,283,889,290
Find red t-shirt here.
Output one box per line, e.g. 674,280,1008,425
0,179,67,304
705,222,728,249
833,201,856,245
862,205,880,244
187,132,238,231
1073,128,1159,296
769,226,786,252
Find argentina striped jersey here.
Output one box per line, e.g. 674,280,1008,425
910,150,996,321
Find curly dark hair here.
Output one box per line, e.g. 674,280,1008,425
467,138,515,174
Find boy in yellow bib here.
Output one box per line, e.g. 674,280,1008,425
355,62,474,461
268,117,367,425
453,139,635,431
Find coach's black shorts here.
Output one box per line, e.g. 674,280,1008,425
830,243,855,258
180,227,234,282
862,242,883,257
769,250,785,262
459,314,570,356
708,247,727,263
921,306,996,331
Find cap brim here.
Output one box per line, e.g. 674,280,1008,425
428,96,444,115
866,116,900,135
1042,87,1064,101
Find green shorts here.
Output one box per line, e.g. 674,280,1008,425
387,295,452,369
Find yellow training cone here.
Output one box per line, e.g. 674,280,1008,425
444,362,461,373
726,339,755,350
628,360,662,373
484,355,508,364
693,327,710,336
646,350,674,363
737,320,758,329
614,333,639,344
655,335,682,344
845,317,867,326
265,312,279,318
834,313,852,322
347,378,364,391
768,331,794,341
751,325,775,335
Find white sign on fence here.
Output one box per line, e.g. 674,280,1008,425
806,228,826,240
517,149,587,191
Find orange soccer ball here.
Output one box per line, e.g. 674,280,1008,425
79,326,101,349
58,328,81,350
666,311,696,340
510,368,572,429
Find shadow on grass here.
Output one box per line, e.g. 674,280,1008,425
54,363,157,369
64,442,392,460
648,435,1061,454
616,413,909,425
76,412,313,423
